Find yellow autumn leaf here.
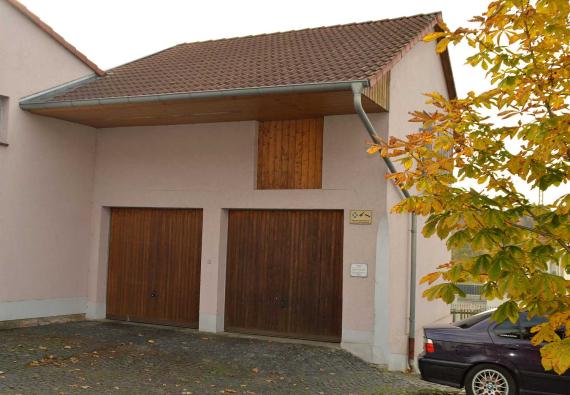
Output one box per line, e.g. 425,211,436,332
367,145,380,155
423,32,448,42
435,38,451,53
419,272,441,285
367,0,570,374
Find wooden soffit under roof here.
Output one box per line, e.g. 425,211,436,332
23,78,389,129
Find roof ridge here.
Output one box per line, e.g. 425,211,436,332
5,0,105,76
105,11,442,74
178,12,442,46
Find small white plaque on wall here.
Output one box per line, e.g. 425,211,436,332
350,263,368,278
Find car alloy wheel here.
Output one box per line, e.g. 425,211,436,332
471,368,509,395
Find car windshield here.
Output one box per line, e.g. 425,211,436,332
453,310,493,328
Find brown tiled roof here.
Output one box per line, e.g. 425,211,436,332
6,0,104,76
30,12,444,104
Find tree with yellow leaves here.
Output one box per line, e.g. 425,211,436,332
368,0,570,374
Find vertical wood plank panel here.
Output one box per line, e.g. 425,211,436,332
300,119,310,188
273,120,282,188
267,121,276,188
307,119,317,188
314,118,324,187
107,208,202,328
280,120,289,188
225,209,343,342
294,121,304,188
363,72,390,110
256,123,268,188
256,118,323,189
287,120,296,189
107,208,153,321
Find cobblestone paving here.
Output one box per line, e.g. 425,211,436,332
0,321,462,395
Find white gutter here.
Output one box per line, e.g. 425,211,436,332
20,80,370,110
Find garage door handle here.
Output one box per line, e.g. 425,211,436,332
151,290,158,298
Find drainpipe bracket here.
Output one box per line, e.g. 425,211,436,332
351,82,365,94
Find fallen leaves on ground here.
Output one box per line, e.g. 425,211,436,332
28,355,63,367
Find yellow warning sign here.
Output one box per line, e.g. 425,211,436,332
349,210,373,225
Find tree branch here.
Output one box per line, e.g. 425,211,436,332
505,221,570,254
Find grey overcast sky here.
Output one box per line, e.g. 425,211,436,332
17,0,568,202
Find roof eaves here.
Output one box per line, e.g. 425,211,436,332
20,80,371,110
19,73,100,105
6,0,105,77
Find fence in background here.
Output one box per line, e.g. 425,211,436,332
450,301,488,322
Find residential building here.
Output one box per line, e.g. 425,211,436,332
0,0,455,369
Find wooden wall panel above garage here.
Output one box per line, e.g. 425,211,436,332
257,118,323,189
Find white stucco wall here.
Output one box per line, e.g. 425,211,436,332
382,39,453,370
0,1,97,319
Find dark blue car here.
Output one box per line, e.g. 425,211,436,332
418,311,570,394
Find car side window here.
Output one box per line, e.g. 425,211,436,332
520,316,548,341
493,319,521,339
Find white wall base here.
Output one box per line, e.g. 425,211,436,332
388,353,408,371
199,313,224,332
0,297,87,321
341,329,374,363
86,302,106,319
372,345,388,366
341,341,373,363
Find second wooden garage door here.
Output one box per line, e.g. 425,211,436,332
106,208,202,327
225,210,343,342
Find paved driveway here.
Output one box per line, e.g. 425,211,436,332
0,321,460,394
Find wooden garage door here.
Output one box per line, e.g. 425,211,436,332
225,210,343,342
106,208,202,327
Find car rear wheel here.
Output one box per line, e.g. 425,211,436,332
465,364,517,395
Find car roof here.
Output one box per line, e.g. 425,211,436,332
454,310,494,329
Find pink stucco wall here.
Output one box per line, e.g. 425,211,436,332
0,1,96,318
383,39,452,369
85,114,390,361
1,2,452,368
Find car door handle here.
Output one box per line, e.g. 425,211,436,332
506,345,519,350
